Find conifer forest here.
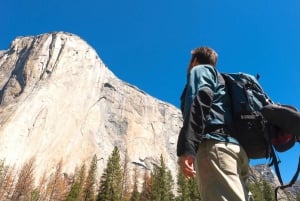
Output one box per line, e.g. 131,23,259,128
0,146,297,201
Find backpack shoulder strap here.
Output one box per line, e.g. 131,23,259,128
274,155,300,201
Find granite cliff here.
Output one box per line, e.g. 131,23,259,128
0,32,181,180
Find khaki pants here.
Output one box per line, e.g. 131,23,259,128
195,140,249,201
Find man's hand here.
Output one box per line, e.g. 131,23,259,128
178,155,196,179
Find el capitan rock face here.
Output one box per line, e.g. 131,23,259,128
0,32,182,179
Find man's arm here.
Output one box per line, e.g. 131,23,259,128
177,65,216,178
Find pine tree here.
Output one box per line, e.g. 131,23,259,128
97,146,123,201
0,160,6,199
45,160,68,201
35,171,48,201
11,157,35,201
140,171,152,201
0,162,16,200
122,152,132,201
176,171,190,201
166,170,175,201
4,167,16,201
262,180,275,201
187,177,201,201
176,170,200,201
248,181,263,201
66,164,86,201
82,154,98,201
130,182,140,201
151,155,174,201
66,179,81,201
129,166,140,201
0,160,5,183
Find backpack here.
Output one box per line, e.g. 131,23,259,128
221,72,272,159
222,72,300,200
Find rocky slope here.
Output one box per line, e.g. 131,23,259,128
251,164,300,200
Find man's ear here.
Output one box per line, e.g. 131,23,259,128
192,57,200,66
187,57,200,73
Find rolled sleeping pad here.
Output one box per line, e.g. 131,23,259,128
261,104,300,138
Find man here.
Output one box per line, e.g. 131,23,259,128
177,47,249,201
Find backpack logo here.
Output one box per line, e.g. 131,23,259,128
241,114,257,120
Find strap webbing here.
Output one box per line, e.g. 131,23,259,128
273,155,300,201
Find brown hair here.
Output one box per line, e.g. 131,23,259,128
187,47,218,73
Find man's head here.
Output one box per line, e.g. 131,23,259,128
187,46,218,73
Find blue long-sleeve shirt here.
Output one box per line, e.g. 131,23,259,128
177,64,238,157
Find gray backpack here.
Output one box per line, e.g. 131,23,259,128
223,72,300,200
222,72,272,159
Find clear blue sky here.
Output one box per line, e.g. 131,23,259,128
2,0,300,183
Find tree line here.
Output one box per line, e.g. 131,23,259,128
0,146,294,201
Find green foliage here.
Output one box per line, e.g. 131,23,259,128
82,154,98,201
66,164,86,201
140,171,152,201
297,193,300,201
248,179,275,201
97,146,123,201
262,180,275,201
249,182,263,201
130,182,140,201
66,181,81,201
129,166,140,201
176,171,201,201
187,177,201,201
176,171,189,201
151,155,174,201
30,189,40,201
0,160,5,179
1,151,297,201
46,160,68,200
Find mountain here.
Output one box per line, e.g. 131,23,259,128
0,32,182,181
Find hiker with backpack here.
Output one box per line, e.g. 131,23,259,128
177,46,300,201
177,46,249,201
